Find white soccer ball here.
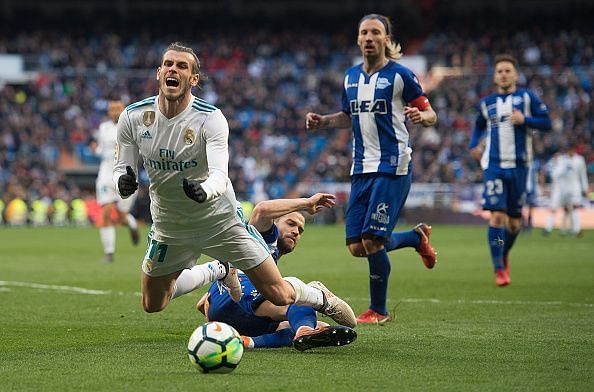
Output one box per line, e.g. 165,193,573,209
187,322,244,373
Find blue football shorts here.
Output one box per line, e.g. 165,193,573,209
345,172,412,243
482,167,528,218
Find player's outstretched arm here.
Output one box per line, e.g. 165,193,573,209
249,193,336,232
305,111,351,130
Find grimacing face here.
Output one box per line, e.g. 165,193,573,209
157,50,199,101
276,212,305,255
493,61,518,93
357,18,389,59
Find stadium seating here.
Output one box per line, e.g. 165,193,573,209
0,24,592,225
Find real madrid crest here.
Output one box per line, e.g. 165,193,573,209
142,111,155,126
184,129,196,145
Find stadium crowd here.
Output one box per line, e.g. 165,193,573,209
308,28,594,188
0,23,592,225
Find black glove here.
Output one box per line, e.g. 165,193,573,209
183,178,207,203
118,166,138,197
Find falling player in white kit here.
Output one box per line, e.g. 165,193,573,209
91,97,140,263
543,143,589,236
112,42,356,328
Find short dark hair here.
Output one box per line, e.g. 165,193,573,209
106,93,123,102
494,54,518,69
161,42,201,74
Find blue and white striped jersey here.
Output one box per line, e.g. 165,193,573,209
471,88,551,171
341,60,427,176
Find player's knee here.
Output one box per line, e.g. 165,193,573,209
142,297,167,313
490,212,506,227
508,219,522,233
362,238,383,254
347,243,366,257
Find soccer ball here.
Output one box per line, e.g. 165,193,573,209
187,322,244,373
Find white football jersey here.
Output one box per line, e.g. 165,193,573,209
95,120,118,182
550,153,588,194
113,95,238,238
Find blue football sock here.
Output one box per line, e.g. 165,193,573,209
367,249,391,315
488,226,505,271
286,304,317,332
252,328,294,348
385,229,421,252
503,229,519,256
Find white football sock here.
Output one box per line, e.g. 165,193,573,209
126,213,138,230
545,212,555,232
572,210,580,234
99,226,116,254
284,277,324,308
172,261,227,299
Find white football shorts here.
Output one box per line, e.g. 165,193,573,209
550,187,582,209
141,221,271,277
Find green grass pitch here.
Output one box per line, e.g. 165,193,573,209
1,225,593,391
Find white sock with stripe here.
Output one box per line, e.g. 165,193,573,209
172,261,227,299
283,277,324,308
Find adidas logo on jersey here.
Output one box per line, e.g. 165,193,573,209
141,129,152,139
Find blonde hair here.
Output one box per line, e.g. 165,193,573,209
358,13,402,60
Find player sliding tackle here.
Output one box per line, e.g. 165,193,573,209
197,193,357,351
113,42,356,328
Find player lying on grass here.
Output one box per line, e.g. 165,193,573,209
197,193,357,351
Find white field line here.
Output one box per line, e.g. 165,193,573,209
1,281,592,308
0,280,141,296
